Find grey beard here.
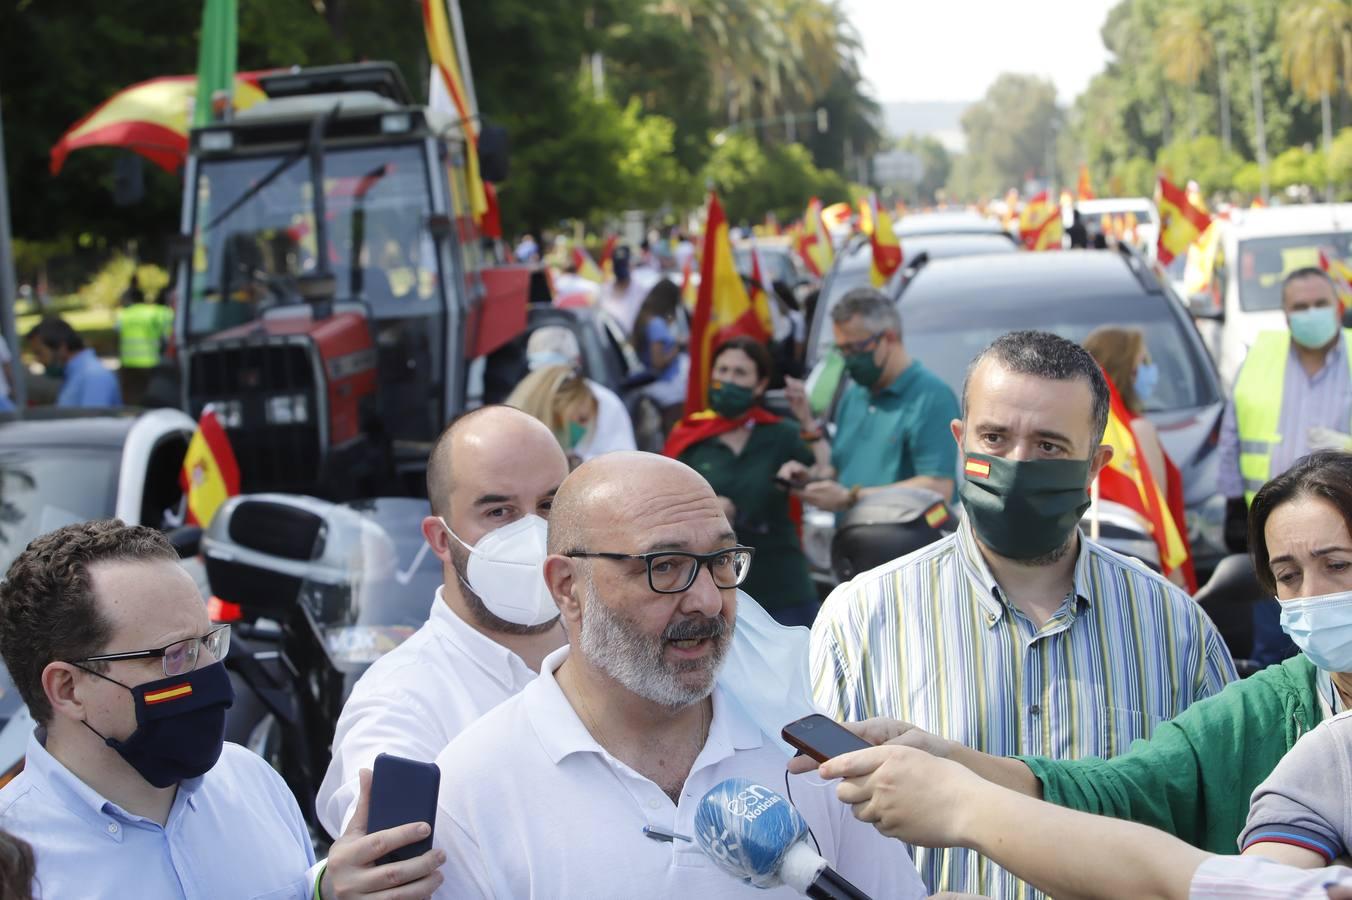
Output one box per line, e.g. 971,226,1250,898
449,544,559,637
577,577,731,709
1012,531,1077,568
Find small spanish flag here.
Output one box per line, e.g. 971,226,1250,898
924,503,950,529
965,458,991,479
144,682,194,705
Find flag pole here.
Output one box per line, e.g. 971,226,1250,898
445,0,479,121
0,95,25,415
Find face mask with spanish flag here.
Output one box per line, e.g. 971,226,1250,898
959,451,1093,560
77,661,235,788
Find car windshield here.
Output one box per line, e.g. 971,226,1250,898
187,142,439,336
902,285,1217,412
0,448,120,575
1237,233,1352,311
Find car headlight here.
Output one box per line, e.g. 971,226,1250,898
323,625,417,665
266,393,309,425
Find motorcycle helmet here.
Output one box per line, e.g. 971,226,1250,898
830,487,956,583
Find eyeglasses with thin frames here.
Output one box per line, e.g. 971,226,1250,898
73,624,232,678
565,546,755,594
834,332,885,356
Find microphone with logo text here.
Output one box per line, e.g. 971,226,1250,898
694,778,873,900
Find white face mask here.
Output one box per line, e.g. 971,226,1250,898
439,515,559,627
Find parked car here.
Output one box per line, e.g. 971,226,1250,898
0,408,199,788
799,248,1229,589
1183,203,1352,386
806,230,1020,368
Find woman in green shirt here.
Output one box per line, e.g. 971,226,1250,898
828,449,1352,854
663,337,831,626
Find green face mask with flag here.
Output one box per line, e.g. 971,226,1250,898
708,381,757,419
959,451,1093,560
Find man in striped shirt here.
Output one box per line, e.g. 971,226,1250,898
810,330,1236,899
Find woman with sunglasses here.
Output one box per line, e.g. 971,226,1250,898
663,337,831,627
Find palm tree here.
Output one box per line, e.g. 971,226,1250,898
1154,7,1214,138
1278,0,1352,200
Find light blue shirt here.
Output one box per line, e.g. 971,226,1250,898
0,732,315,900
57,347,122,408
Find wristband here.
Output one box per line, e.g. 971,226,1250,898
847,485,862,507
799,429,823,442
313,862,328,900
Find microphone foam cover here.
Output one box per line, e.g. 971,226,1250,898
694,778,810,888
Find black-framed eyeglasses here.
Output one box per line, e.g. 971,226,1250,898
73,625,232,678
565,546,755,594
834,332,885,356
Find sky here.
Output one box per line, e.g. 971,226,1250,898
840,0,1119,105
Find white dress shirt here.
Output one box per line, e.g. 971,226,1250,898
431,646,925,900
316,588,540,837
1190,855,1352,899
1,734,316,900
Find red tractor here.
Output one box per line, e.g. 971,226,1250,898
173,63,527,497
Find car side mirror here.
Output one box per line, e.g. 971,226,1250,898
1187,292,1223,321
167,525,203,559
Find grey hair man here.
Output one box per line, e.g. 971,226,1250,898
783,286,960,512
809,330,1236,899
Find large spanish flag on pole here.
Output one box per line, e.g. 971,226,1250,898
1156,175,1212,266
423,0,489,227
192,0,238,127
685,193,772,414
180,407,241,528
50,74,268,175
1095,371,1194,590
795,197,834,278
1076,164,1095,201
869,195,904,287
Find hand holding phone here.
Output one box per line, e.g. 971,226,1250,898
367,753,441,864
781,713,872,764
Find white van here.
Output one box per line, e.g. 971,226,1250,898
1185,203,1352,387
1073,197,1161,260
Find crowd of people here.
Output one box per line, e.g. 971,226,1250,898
3,252,1352,899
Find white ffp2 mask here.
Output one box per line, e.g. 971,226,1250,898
440,515,559,627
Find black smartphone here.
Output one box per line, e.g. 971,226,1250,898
367,753,441,864
781,713,872,763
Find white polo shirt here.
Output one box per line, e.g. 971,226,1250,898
316,588,539,837
432,646,925,900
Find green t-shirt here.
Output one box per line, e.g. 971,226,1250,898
679,419,817,608
831,361,960,492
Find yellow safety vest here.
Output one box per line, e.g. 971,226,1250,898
117,303,173,368
1234,328,1352,504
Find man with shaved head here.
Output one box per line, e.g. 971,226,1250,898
316,406,570,837
429,452,925,898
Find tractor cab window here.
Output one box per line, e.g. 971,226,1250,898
187,143,440,337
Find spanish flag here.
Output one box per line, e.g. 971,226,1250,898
679,256,698,309
599,235,619,281
1319,249,1352,305
180,407,241,528
795,197,834,279
1156,175,1212,266
423,0,489,228
1077,164,1096,201
685,193,772,414
571,245,604,283
1018,192,1063,251
50,73,268,175
822,201,855,232
857,196,875,237
869,195,904,287
1096,369,1194,590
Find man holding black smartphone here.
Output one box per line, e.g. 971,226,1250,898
0,521,441,899
429,452,925,898
317,406,571,837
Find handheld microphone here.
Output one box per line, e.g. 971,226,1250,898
693,778,873,900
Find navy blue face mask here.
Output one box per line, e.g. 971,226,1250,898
79,661,235,788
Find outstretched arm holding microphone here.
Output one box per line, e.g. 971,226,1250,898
791,720,1352,900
